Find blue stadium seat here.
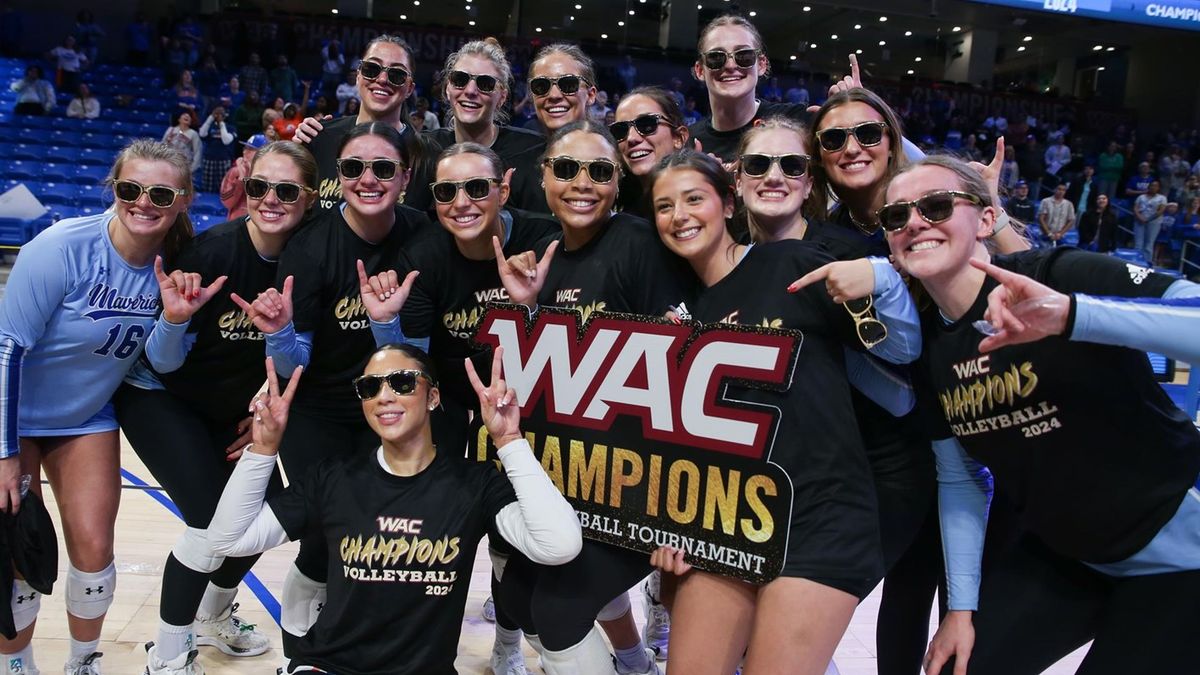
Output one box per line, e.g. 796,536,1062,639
15,127,47,144
192,213,222,234
1113,248,1148,266
75,183,106,207
41,145,76,163
40,163,74,183
71,165,110,186
108,120,140,135
6,143,43,161
50,116,85,131
0,217,32,247
1,161,38,181
76,147,113,166
191,194,227,217
36,182,80,206
45,130,82,147
15,116,54,130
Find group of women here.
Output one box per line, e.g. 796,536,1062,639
0,12,1197,675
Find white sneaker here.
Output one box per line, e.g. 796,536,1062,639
487,638,528,675
195,603,270,657
614,648,662,675
143,644,204,675
482,595,497,623
3,653,39,675
642,575,670,661
63,653,102,675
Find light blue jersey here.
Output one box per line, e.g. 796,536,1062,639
0,213,161,456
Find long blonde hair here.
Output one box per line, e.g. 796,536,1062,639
105,139,194,263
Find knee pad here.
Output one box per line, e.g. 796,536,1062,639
171,528,223,575
540,627,613,675
281,563,325,637
11,580,41,632
596,592,631,622
66,562,116,621
488,546,510,582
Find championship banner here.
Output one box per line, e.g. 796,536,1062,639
469,304,801,584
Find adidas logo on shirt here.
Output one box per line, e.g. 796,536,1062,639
1126,263,1151,285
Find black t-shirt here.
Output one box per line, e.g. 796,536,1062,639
306,116,438,214
400,207,559,404
426,126,549,214
687,101,809,163
1007,196,1036,225
918,247,1200,562
534,212,694,316
691,240,883,582
278,205,433,420
155,219,280,424
270,449,517,675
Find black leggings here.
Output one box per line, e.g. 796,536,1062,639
495,540,651,651
941,534,1200,675
276,408,379,582
114,384,284,625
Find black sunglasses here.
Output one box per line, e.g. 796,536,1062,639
114,179,188,208
739,153,811,178
243,178,312,203
701,48,759,71
353,369,437,400
609,113,667,143
544,156,618,184
815,121,889,153
529,74,589,97
448,70,499,93
430,177,501,204
337,158,404,181
844,296,888,350
876,190,983,232
358,61,410,86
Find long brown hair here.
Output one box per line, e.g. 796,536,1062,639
734,115,814,241
106,139,194,263
808,87,907,220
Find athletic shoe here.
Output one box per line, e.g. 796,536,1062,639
481,595,497,623
487,638,528,675
3,653,39,675
195,603,270,657
62,652,102,675
143,644,204,675
641,575,670,661
613,648,662,675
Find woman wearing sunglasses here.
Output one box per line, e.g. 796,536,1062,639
883,155,1200,675
647,148,919,675
293,34,437,212
233,122,433,658
611,86,691,220
427,38,550,214
112,141,318,675
0,141,194,675
688,15,806,163
490,120,692,675
208,345,581,675
526,44,597,138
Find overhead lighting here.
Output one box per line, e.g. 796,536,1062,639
907,69,914,75
810,43,817,48
601,33,609,38
854,23,862,29
879,16,887,22
905,30,913,36
413,0,419,4
1098,66,1106,71
575,3,582,8
1093,44,1103,50
855,48,863,54
952,26,961,32
830,34,838,40
570,15,575,20
803,5,811,11
331,8,338,13
1106,46,1115,51
618,20,625,25
469,20,476,25
915,56,922,62
749,10,757,16
400,13,407,19
879,40,886,46
535,27,542,32
790,54,798,60
1017,45,1026,52
1023,35,1032,41
628,9,635,14
465,3,471,8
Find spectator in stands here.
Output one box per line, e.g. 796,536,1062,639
10,64,54,115
1125,161,1154,198
195,55,223,101
174,13,203,67
270,55,301,105
271,88,309,141
162,37,187,86
343,96,360,119
1161,201,1179,242
313,95,334,118
588,89,612,123
1179,174,1200,207
414,96,439,130
73,10,103,65
335,70,358,115
124,12,152,66
1017,136,1046,198
983,107,1007,135
1079,192,1116,251
320,39,345,99
48,34,87,95
1006,179,1036,225
219,75,245,112
999,144,1019,191
1043,134,1071,180
162,110,203,180
1133,180,1167,264
1067,165,1097,215
668,76,685,109
762,76,782,103
961,133,983,162
1038,182,1076,246
1181,196,1200,234
784,79,809,106
199,106,237,193
1096,140,1124,199
407,109,425,131
1159,146,1188,200
175,69,201,117
234,89,264,140
220,133,267,220
66,82,100,119
617,55,637,94
240,52,268,97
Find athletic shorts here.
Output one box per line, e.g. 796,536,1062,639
21,401,117,438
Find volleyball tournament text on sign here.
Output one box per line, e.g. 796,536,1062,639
470,304,800,584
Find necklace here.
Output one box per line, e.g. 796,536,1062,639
848,210,880,235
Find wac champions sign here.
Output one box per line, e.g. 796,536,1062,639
470,304,803,584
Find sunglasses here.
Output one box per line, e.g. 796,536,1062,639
701,48,759,71
353,369,437,401
243,178,312,203
448,70,499,93
358,61,410,86
113,180,188,208
844,296,888,350
529,74,589,97
430,177,501,204
609,113,667,143
875,190,983,232
739,153,811,178
337,158,404,181
815,121,889,153
544,156,618,184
